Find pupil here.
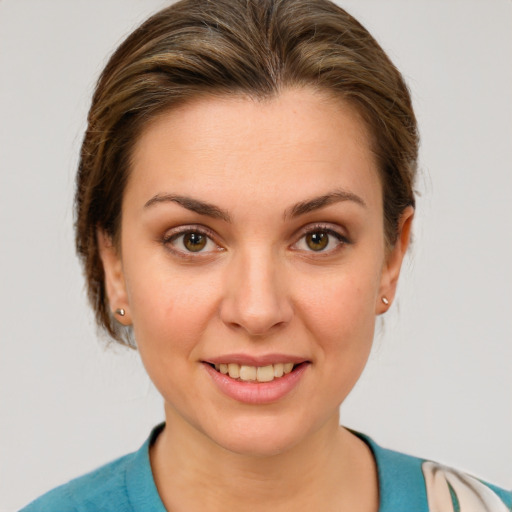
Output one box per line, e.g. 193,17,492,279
307,231,328,251
184,233,206,252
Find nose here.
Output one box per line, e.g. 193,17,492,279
219,247,293,336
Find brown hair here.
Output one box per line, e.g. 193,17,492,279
75,0,419,346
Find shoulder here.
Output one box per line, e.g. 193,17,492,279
19,425,166,512
421,460,512,512
358,432,512,512
19,452,135,512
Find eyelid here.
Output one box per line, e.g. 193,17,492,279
161,224,224,257
160,222,349,258
162,224,216,241
291,222,350,253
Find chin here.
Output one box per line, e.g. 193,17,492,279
216,432,300,458
204,414,319,458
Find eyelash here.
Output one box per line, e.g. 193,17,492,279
292,223,350,256
161,226,222,260
161,223,350,259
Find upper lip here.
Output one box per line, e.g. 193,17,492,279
204,353,310,366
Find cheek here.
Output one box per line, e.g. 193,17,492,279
296,263,381,356
126,267,223,406
302,273,378,405
302,263,379,315
125,260,222,355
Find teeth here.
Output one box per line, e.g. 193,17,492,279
228,363,240,379
239,365,257,381
256,365,274,382
214,362,297,382
273,363,284,378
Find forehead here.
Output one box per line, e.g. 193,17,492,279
127,87,382,214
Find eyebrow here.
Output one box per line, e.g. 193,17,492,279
143,188,366,222
285,189,367,219
144,194,231,222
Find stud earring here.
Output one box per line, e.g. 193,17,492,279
381,297,389,305
115,308,126,317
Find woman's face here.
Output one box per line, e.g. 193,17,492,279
100,88,411,455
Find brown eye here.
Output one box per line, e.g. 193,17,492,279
305,231,329,251
293,227,348,254
164,228,221,257
183,232,207,252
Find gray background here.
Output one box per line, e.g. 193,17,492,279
1,0,511,510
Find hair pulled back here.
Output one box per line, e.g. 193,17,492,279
75,0,419,345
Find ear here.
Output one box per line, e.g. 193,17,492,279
97,229,131,325
376,206,414,314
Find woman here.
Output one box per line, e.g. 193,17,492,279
18,0,511,511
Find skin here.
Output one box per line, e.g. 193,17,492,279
99,87,413,512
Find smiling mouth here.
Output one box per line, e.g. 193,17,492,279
206,362,306,383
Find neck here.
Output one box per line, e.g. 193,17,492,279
150,406,378,512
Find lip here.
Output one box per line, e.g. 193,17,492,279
203,360,310,405
205,353,308,366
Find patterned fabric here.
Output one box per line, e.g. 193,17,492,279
20,425,512,512
423,462,510,512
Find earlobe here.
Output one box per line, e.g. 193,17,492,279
97,229,131,325
377,206,414,314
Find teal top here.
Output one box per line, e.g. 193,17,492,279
20,424,511,512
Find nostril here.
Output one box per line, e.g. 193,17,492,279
218,263,293,335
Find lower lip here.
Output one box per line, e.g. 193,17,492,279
203,363,309,405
